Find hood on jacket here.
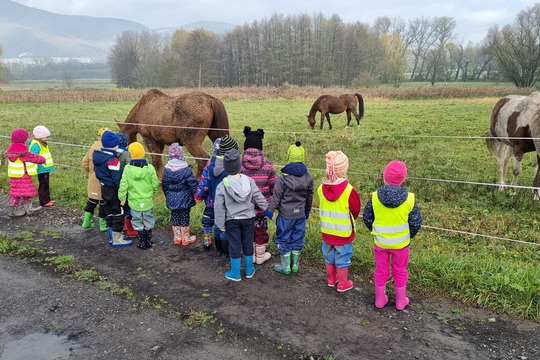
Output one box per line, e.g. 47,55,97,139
224,175,251,202
281,162,307,177
376,185,408,208
93,149,117,167
241,148,265,170
213,156,225,177
321,179,349,202
6,152,24,162
125,159,151,180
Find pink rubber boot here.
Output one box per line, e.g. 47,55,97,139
325,264,337,287
375,286,389,308
395,286,410,310
336,267,354,292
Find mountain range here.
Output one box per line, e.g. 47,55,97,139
0,0,237,62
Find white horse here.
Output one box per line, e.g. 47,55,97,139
486,91,540,199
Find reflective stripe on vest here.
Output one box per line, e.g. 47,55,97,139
29,140,54,168
371,191,414,249
318,183,355,237
8,159,37,177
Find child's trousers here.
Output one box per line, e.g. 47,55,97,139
373,244,410,288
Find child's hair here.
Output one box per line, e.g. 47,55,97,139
324,150,349,181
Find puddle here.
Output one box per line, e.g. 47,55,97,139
0,332,79,360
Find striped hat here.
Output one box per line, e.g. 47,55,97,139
325,150,349,181
219,135,238,156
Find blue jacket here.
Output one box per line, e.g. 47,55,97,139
162,166,199,211
363,185,422,238
93,148,123,188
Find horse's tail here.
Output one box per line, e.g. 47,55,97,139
211,99,230,138
485,132,502,157
355,93,364,119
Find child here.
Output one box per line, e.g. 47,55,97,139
29,125,55,207
81,127,109,231
362,160,422,310
93,131,132,247
118,142,160,250
214,148,269,281
116,132,138,239
318,150,361,292
6,128,46,217
265,141,314,274
162,143,199,246
241,126,277,265
194,135,238,256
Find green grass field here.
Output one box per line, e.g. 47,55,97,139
1,95,539,321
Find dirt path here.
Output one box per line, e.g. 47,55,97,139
1,199,539,360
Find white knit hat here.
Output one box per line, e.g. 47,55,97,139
33,125,51,139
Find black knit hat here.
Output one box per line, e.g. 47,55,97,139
219,135,239,156
243,126,264,151
223,148,241,175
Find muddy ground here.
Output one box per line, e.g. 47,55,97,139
0,198,539,360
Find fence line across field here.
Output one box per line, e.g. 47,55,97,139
1,135,539,192
1,137,539,247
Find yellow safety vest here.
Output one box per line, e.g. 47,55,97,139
318,183,355,237
8,159,37,178
371,191,415,249
29,139,54,169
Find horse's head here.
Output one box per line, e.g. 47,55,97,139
114,118,138,144
307,115,316,129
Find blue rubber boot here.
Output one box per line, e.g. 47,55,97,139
225,258,242,281
244,256,255,278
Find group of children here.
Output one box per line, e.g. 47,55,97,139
6,124,422,311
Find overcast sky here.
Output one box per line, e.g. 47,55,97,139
11,0,536,43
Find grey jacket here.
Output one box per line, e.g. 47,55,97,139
266,162,314,219
214,174,269,229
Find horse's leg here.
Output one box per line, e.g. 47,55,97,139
350,108,361,126
345,110,352,129
326,114,332,130
533,155,540,200
320,113,325,130
185,139,210,179
143,137,165,179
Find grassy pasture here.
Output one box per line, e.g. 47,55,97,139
0,93,539,321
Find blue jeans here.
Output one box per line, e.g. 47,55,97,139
275,215,306,255
322,241,353,269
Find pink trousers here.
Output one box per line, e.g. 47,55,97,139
373,244,410,288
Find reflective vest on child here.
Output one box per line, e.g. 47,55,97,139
371,191,414,249
8,159,38,178
318,183,355,237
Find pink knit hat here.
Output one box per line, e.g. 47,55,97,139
8,128,29,153
383,160,407,186
325,150,349,181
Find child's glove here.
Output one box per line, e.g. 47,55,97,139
305,210,310,219
263,210,274,220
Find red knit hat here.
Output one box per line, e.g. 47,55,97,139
383,160,407,186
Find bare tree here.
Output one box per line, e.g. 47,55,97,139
425,16,456,85
485,4,540,88
107,31,139,88
406,17,438,81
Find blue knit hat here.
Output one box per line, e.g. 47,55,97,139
116,132,128,149
101,131,119,148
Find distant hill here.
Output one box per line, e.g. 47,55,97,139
0,0,237,62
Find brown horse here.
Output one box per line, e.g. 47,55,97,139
307,93,364,130
116,89,229,178
486,91,540,199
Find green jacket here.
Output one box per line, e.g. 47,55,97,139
118,161,160,212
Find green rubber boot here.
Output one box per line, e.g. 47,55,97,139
273,252,291,275
291,250,301,273
98,217,107,232
82,211,94,229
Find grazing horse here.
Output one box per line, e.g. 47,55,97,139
486,91,540,199
307,93,364,130
116,89,229,178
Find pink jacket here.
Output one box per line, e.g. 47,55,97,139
7,151,46,198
